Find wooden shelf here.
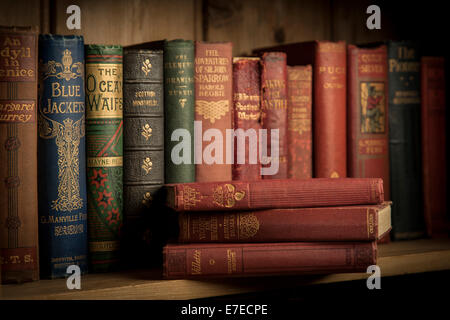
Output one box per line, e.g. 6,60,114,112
1,239,450,300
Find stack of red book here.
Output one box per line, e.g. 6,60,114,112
162,178,390,279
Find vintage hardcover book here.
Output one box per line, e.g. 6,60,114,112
254,41,347,178
387,41,424,240
163,241,377,278
85,45,123,272
232,57,261,180
178,202,391,242
421,56,448,237
38,35,88,278
165,178,384,212
0,26,39,283
122,48,164,267
287,65,312,179
260,52,288,179
164,40,195,183
194,42,233,182
347,44,390,200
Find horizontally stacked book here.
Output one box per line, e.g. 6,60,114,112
162,178,390,278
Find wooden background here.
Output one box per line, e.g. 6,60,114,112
1,0,447,55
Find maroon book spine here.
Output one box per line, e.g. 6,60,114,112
421,57,447,237
194,42,233,182
165,178,384,212
178,203,390,242
287,65,312,178
260,52,288,179
347,45,390,200
163,241,377,278
232,57,261,180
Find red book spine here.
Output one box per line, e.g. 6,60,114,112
232,57,261,180
163,242,377,278
314,41,347,178
287,65,312,178
178,203,390,242
194,42,233,182
260,52,288,179
165,178,384,212
347,45,390,200
421,57,447,237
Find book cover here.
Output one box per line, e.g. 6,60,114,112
194,42,233,182
123,48,164,267
166,178,384,212
347,44,390,200
232,57,261,180
387,41,424,240
0,26,39,283
287,65,312,179
421,56,447,237
163,241,377,279
178,202,391,242
254,41,347,178
164,40,195,184
38,34,88,278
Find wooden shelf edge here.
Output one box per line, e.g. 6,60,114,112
1,239,450,300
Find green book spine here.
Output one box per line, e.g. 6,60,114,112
85,45,123,272
164,40,195,183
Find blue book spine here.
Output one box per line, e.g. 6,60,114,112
38,35,88,278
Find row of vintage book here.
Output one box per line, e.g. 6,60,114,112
0,24,447,282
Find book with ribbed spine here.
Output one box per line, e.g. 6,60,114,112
0,26,39,283
85,45,123,272
38,34,88,278
165,178,384,212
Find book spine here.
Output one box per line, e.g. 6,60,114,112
178,206,381,242
287,65,312,179
166,178,384,211
387,41,424,240
123,49,164,267
421,57,447,237
0,26,39,283
163,241,376,278
194,42,232,182
37,35,88,278
347,45,390,200
85,45,123,272
314,41,347,178
164,40,195,183
232,57,261,180
260,52,288,179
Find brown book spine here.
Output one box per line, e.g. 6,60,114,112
163,241,377,278
178,203,390,242
194,42,232,182
287,65,312,178
347,45,390,200
232,57,261,180
0,26,39,283
421,57,447,237
260,52,288,179
166,177,384,212
315,41,347,178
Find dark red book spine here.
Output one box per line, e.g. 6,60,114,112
163,241,377,278
194,42,233,182
315,41,347,178
421,57,447,237
232,57,261,180
287,65,312,178
347,45,390,200
165,178,384,212
260,52,288,179
178,203,390,242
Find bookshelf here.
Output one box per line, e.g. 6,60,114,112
1,239,450,300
